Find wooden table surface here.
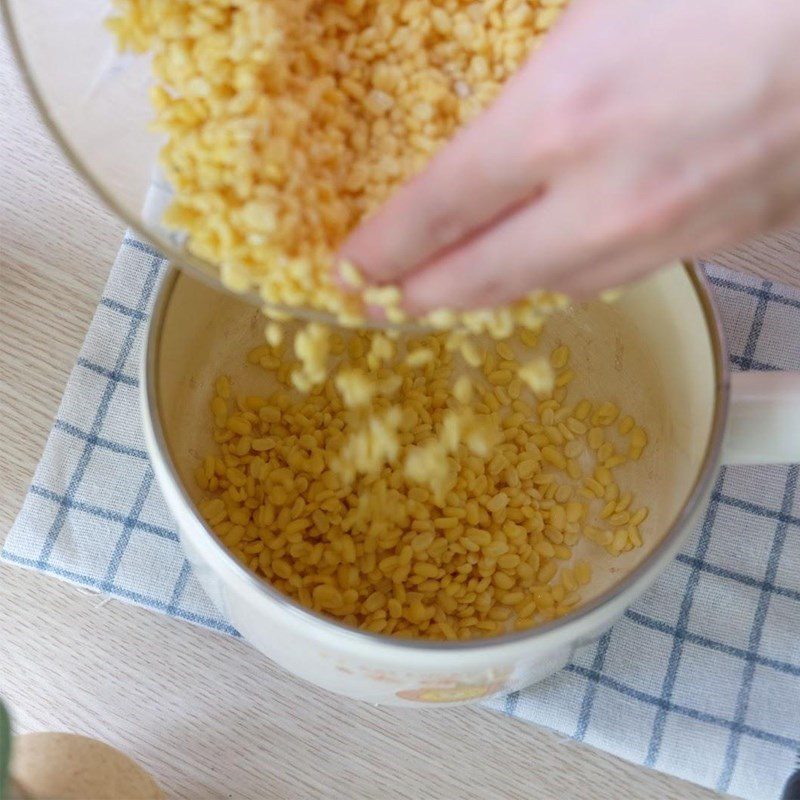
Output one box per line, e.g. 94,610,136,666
2,21,799,800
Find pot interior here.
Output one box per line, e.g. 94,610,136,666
154,262,719,618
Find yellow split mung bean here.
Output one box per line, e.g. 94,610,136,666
194,333,651,641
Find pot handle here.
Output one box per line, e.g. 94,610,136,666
722,371,800,465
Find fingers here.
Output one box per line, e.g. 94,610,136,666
396,138,800,313
395,159,706,313
338,59,564,286
398,178,624,312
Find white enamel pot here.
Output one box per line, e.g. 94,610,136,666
141,261,800,706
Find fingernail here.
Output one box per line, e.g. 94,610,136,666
398,280,431,317
365,304,388,322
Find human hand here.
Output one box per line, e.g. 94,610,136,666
339,0,800,312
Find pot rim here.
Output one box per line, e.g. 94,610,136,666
142,262,729,653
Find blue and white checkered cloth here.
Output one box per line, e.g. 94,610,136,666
3,235,799,799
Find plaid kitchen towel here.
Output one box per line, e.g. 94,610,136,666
3,234,799,799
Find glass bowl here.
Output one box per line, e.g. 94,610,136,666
3,0,573,331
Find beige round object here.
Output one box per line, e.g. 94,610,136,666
11,733,163,800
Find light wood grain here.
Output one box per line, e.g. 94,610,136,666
1,21,798,800
716,233,800,289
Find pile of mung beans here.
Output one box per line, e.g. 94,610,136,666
196,330,649,640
